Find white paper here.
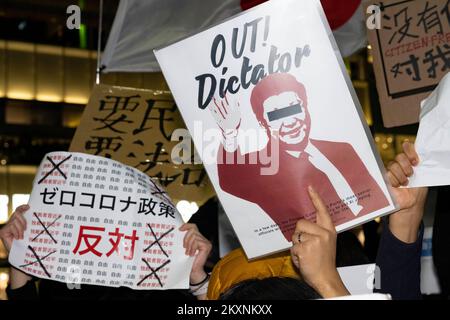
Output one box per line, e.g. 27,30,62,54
420,227,441,295
408,72,450,187
9,152,193,290
337,263,376,296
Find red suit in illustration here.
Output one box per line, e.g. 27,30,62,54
210,73,389,241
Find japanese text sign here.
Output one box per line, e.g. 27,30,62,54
9,152,192,290
367,0,450,127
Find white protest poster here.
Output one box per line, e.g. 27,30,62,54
155,0,397,259
9,152,192,290
408,72,450,188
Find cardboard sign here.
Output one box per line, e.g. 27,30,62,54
367,0,450,127
155,0,396,259
69,84,214,205
9,152,192,289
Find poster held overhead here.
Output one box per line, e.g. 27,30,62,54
155,0,397,259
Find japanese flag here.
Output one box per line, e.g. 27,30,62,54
101,0,366,73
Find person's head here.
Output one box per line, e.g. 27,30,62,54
250,73,311,150
219,277,321,300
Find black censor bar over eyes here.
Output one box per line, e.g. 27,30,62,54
267,103,302,122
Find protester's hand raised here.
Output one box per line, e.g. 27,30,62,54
290,187,349,298
387,141,428,210
179,223,212,285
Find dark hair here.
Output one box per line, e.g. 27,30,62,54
219,277,322,300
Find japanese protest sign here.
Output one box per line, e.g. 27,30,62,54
155,0,397,259
9,152,192,289
69,84,214,205
367,0,450,128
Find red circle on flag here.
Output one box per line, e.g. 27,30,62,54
240,0,361,30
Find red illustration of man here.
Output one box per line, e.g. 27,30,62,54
210,73,389,241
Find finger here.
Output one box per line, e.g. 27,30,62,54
179,223,197,232
394,153,414,177
388,162,408,186
292,232,300,244
402,141,419,166
387,171,401,188
290,247,300,268
190,236,209,256
184,230,197,254
191,238,209,256
290,242,306,260
295,219,327,238
183,228,195,249
187,234,200,256
232,100,240,114
292,231,312,244
208,104,222,123
307,186,334,231
221,100,229,115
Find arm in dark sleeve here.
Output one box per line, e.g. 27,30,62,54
6,277,39,300
374,218,424,300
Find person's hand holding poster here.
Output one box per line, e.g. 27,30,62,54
8,152,192,289
366,0,450,127
155,0,397,259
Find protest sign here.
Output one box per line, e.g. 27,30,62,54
155,0,397,258
408,71,450,187
9,152,192,289
69,84,214,205
367,0,450,127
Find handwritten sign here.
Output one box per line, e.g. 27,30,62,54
9,152,192,289
367,0,450,127
155,0,396,259
69,84,214,204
